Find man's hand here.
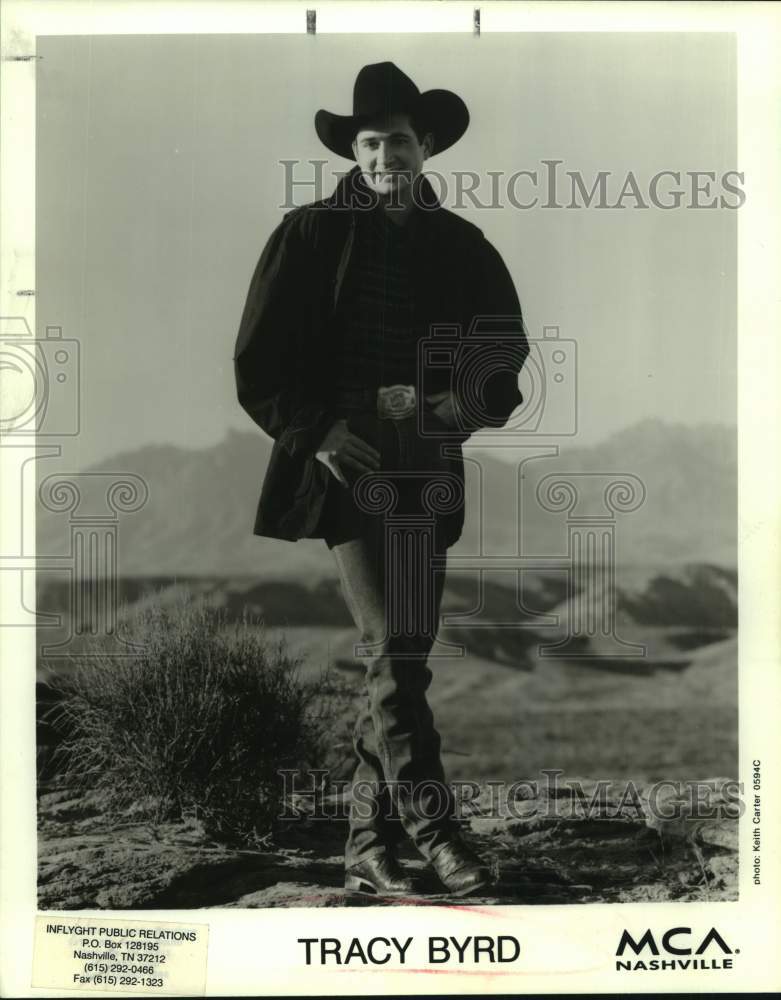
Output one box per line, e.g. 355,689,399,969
315,418,380,486
425,390,461,429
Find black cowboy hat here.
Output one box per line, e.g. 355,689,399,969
315,61,469,161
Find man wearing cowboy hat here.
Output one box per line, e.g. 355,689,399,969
234,62,528,896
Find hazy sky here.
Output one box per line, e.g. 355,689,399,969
37,31,736,470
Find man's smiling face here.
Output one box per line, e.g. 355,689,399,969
352,112,433,199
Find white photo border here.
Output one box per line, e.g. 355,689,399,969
1,1,779,995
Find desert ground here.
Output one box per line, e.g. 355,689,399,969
37,562,738,909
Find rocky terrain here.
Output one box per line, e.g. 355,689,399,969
37,777,737,910
36,561,738,910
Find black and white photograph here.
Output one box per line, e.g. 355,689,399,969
1,1,779,996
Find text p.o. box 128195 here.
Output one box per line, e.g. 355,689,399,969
32,916,209,995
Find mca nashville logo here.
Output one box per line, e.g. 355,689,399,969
616,927,736,972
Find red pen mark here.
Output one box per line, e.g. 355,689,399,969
338,965,603,978
246,884,510,911
343,966,523,976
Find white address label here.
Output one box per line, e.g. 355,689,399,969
32,916,209,995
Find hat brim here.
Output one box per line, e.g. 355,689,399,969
315,89,469,161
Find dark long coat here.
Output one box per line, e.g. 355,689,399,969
233,166,529,543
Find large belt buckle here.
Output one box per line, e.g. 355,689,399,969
377,384,416,420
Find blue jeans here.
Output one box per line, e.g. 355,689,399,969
330,411,460,866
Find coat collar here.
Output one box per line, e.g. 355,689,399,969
324,164,442,217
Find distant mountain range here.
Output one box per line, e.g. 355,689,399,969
36,419,736,578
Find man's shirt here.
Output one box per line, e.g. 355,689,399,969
332,204,420,395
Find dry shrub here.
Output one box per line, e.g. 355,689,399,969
47,596,351,845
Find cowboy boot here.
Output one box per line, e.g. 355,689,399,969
429,836,492,897
345,851,416,895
